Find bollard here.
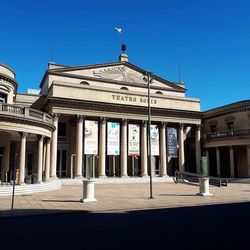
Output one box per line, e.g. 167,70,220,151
80,179,97,203
197,177,213,196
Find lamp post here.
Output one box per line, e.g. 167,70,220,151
143,71,154,199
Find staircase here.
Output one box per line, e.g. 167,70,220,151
0,180,62,196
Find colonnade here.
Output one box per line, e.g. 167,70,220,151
205,145,250,177
18,132,51,184
49,114,202,179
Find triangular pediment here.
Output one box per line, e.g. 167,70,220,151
48,62,185,92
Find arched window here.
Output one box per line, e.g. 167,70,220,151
120,87,129,90
155,91,163,95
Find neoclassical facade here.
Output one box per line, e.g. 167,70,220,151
202,100,250,178
0,64,54,184
0,53,204,184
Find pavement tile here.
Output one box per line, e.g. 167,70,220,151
0,182,250,217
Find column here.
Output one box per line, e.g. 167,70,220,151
37,135,44,183
205,150,210,175
195,125,201,174
141,121,148,177
19,132,28,184
45,138,51,181
75,115,83,178
229,146,235,177
216,147,221,177
99,117,106,178
160,122,167,176
247,145,250,177
178,124,185,173
50,114,59,179
121,119,128,177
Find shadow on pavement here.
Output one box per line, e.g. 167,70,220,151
0,202,249,250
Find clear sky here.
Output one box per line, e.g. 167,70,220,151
1,0,250,111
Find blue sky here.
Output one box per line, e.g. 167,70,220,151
1,0,250,111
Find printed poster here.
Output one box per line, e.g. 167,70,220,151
128,124,140,156
107,122,120,155
167,127,177,157
150,125,159,156
84,120,98,155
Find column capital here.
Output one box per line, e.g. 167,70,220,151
52,113,60,121
45,137,51,144
37,135,44,141
19,132,28,138
77,115,84,122
160,122,166,129
121,119,128,126
99,117,107,124
179,123,184,130
141,120,147,127
196,124,201,130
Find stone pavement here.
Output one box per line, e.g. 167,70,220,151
1,181,250,217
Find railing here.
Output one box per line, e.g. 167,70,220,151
206,129,250,140
0,103,52,124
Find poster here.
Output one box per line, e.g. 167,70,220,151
167,127,177,157
107,122,120,155
150,125,159,156
128,124,140,156
84,120,98,155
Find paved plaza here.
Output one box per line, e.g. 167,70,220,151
1,181,250,217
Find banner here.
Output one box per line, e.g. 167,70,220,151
84,120,98,155
128,124,140,156
107,122,120,155
167,127,177,157
151,125,159,156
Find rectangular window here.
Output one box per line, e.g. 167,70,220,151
227,122,234,131
210,124,217,133
58,123,66,137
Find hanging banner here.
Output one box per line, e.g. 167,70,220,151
128,124,140,156
151,125,159,156
107,122,120,155
167,127,177,157
84,120,98,155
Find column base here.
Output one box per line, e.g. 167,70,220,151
120,175,128,178
160,174,169,177
140,174,149,178
98,175,107,179
74,175,83,179
49,176,58,180
196,192,213,197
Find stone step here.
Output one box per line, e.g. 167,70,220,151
0,180,61,196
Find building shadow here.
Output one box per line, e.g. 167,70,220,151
1,202,250,250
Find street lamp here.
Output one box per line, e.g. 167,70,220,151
143,71,154,199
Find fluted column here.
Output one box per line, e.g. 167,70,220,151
141,121,148,177
229,146,235,177
99,117,106,178
37,135,44,183
19,132,28,184
247,145,250,177
178,124,185,172
121,119,128,177
216,147,221,177
160,122,167,176
45,138,51,182
50,114,59,179
195,125,201,174
75,115,83,178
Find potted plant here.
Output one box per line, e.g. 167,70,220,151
24,175,32,184
31,174,38,184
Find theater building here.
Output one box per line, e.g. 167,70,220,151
202,100,250,178
0,52,203,184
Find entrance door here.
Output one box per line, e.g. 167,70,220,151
57,150,67,178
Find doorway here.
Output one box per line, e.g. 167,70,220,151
57,150,67,178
